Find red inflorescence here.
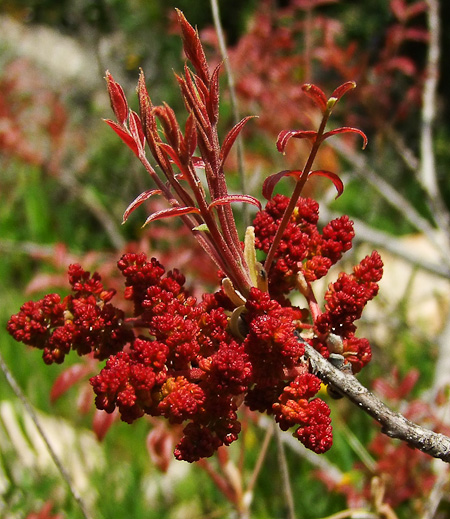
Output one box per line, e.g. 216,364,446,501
6,11,384,467
253,194,355,299
8,194,383,462
7,266,133,364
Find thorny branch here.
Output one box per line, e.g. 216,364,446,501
301,338,450,464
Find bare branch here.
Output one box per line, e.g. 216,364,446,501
420,0,450,237
300,338,450,463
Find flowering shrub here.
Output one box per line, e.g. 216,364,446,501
7,10,383,463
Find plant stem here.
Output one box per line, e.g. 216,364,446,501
275,427,296,519
0,350,92,519
210,0,248,227
264,110,331,274
301,337,450,463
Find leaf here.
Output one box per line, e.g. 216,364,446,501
276,130,317,153
207,62,221,125
105,71,128,125
129,110,145,155
192,156,205,169
123,189,163,223
158,142,190,180
323,127,368,149
208,194,262,212
302,84,328,112
142,205,201,227
330,81,356,102
176,9,210,85
308,170,344,199
104,119,139,157
50,364,92,403
385,56,417,75
262,169,302,200
220,116,257,167
180,112,197,164
93,409,117,442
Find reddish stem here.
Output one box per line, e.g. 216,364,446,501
264,110,331,275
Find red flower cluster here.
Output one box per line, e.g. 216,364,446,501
314,250,383,372
7,264,133,365
253,193,355,300
90,253,332,461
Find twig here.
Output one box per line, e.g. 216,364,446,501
59,170,126,250
258,415,344,485
420,0,450,237
246,421,274,495
300,338,450,463
318,510,377,519
329,140,450,265
209,0,248,227
318,208,450,279
275,427,296,519
0,350,92,519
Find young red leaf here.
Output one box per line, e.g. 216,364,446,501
330,81,356,102
129,110,145,154
207,62,221,125
93,408,117,442
405,1,427,20
123,189,163,223
390,0,406,21
154,103,181,151
322,127,368,149
220,116,257,166
208,194,262,212
302,84,328,112
142,206,201,227
276,130,318,153
50,364,92,403
180,112,197,164
104,119,139,157
191,156,205,169
176,9,210,85
105,71,128,125
308,170,344,199
262,169,302,200
158,142,190,179
385,56,417,75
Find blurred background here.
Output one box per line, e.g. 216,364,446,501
1,1,450,518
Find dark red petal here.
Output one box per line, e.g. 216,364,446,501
220,116,257,166
104,119,139,157
262,169,301,200
142,206,201,227
308,170,344,199
276,130,318,153
208,194,262,211
123,189,163,223
322,127,368,149
302,84,328,112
